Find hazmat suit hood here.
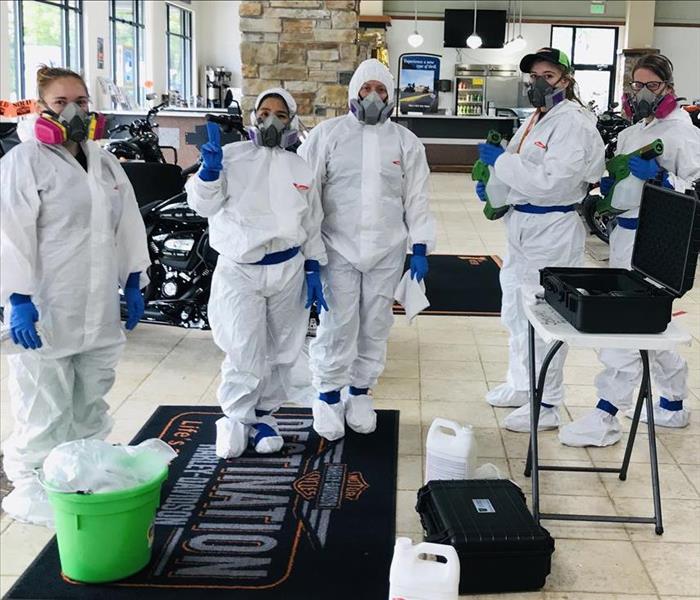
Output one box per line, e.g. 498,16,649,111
254,87,297,115
347,59,395,107
16,113,39,142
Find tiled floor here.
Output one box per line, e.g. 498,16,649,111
1,173,699,599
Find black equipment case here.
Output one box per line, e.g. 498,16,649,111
541,184,700,333
416,479,555,594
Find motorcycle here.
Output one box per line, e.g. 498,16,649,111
579,102,630,243
105,101,178,164
116,109,245,328
115,107,320,333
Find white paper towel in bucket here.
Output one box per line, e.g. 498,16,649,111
42,439,177,493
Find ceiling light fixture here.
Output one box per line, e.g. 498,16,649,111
506,1,526,52
466,0,483,49
407,0,424,48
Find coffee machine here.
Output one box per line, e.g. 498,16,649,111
206,66,232,108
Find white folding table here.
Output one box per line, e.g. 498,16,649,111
520,286,693,535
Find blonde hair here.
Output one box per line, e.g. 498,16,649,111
36,65,88,101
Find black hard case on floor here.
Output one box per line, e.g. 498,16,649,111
416,480,555,594
541,184,700,333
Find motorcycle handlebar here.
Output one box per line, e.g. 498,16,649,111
206,113,246,135
107,123,131,136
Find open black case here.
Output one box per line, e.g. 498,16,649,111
541,184,700,334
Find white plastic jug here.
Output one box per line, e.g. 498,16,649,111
425,418,477,484
389,537,460,600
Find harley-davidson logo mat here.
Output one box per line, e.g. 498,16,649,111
395,254,502,317
6,406,399,599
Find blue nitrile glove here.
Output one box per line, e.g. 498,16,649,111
658,169,673,189
199,121,223,182
410,243,428,282
599,176,614,196
9,293,41,350
478,143,505,167
124,272,145,330
629,156,661,181
475,181,487,202
304,260,329,312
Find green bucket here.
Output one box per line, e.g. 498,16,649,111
44,466,168,583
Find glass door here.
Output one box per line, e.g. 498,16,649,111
455,76,485,116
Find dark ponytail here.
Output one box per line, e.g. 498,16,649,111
632,54,674,84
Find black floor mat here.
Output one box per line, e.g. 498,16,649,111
395,254,502,317
5,406,399,600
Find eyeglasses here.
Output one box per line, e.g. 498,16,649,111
630,81,668,92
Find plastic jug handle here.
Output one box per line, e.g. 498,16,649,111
414,541,457,563
430,418,461,435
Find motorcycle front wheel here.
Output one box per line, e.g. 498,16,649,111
581,194,615,244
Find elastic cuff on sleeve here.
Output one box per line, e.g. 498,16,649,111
9,293,32,306
199,168,221,182
304,259,320,273
125,272,141,290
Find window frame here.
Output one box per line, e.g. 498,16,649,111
109,0,145,105
13,0,84,98
550,24,619,109
166,2,193,100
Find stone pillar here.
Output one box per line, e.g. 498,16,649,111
239,1,360,125
624,0,655,49
620,0,658,102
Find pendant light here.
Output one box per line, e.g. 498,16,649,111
504,0,512,47
507,0,526,52
466,0,483,49
407,0,424,48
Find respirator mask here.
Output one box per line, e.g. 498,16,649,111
34,102,106,144
247,112,299,149
526,76,567,110
350,91,394,125
622,86,677,123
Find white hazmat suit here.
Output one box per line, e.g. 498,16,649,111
298,59,436,440
0,138,150,524
185,89,326,459
486,100,605,432
560,105,700,447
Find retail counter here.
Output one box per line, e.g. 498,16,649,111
103,109,519,172
391,114,519,172
102,108,230,167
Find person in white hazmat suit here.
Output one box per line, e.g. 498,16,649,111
475,48,605,432
298,59,436,441
185,88,328,459
0,66,150,526
560,54,700,447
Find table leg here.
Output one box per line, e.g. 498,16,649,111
527,323,540,522
640,350,664,535
620,367,647,481
525,339,565,476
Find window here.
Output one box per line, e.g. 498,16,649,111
166,3,193,100
9,0,83,100
109,0,144,106
551,26,618,110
